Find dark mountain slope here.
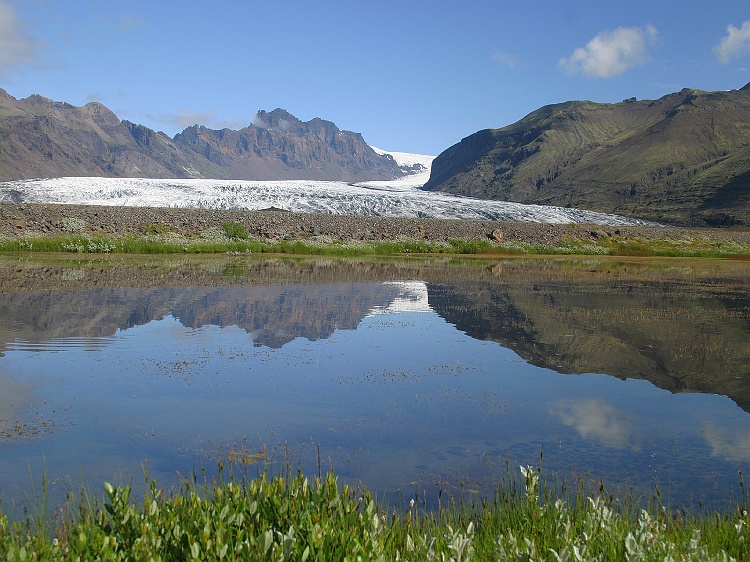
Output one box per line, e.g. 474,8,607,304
424,85,750,225
0,90,403,182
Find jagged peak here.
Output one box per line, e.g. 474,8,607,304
254,108,304,131
252,108,342,138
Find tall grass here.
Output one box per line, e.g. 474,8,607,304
1,465,748,560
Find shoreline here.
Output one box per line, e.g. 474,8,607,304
3,202,750,247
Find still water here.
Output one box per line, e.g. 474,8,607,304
0,255,749,514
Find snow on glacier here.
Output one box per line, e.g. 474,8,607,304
0,150,656,226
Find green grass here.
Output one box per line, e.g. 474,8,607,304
220,221,249,241
1,465,748,561
1,230,749,258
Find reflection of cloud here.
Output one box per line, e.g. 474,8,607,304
553,398,633,448
701,421,750,462
560,25,658,78
714,20,750,64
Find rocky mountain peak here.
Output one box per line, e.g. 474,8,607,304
252,109,342,140
80,101,120,127
0,90,404,182
254,108,305,132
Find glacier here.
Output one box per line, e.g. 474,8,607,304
0,149,657,226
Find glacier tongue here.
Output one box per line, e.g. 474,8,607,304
0,176,656,226
0,150,656,226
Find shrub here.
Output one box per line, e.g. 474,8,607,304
221,221,248,240
145,224,173,235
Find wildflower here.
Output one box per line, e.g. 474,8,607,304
520,465,540,501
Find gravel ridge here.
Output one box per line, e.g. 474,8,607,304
2,202,749,246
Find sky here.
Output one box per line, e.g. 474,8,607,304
1,0,749,156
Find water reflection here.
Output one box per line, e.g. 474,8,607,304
702,421,750,463
0,255,749,512
552,399,635,450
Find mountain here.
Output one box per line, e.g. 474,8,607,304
172,109,403,181
0,89,404,182
423,84,750,226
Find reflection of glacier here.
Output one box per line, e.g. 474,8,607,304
368,282,431,315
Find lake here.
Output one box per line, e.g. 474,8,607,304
1,254,749,516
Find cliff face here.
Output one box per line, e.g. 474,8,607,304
0,91,403,182
423,84,750,226
173,109,402,181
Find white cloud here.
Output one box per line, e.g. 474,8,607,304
148,109,247,133
0,1,41,78
170,109,217,130
491,51,518,69
714,20,750,64
560,25,658,78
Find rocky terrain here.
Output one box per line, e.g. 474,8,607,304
424,84,750,226
0,90,404,182
2,202,750,246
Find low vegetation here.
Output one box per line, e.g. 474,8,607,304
1,229,749,258
1,465,748,560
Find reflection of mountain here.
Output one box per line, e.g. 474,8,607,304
172,284,406,347
0,283,405,351
1,256,749,413
0,257,424,352
427,262,750,412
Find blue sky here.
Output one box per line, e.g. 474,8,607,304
1,0,749,155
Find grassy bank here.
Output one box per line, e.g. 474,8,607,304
1,465,748,561
2,228,750,258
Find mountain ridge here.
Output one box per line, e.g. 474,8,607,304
423,84,750,226
0,89,405,182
